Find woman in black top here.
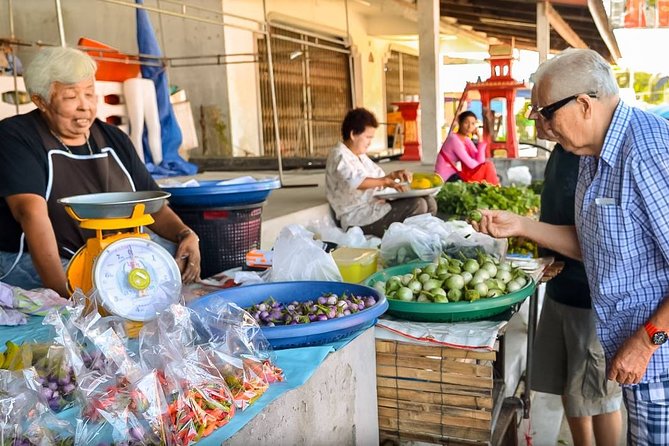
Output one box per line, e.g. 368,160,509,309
0,47,201,296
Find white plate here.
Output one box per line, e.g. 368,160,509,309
373,186,441,201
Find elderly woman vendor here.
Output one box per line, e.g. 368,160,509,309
326,108,437,237
0,47,200,296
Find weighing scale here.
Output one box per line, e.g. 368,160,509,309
59,191,182,336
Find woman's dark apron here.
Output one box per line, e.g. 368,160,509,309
0,118,135,279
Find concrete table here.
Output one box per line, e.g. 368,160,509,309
225,328,379,446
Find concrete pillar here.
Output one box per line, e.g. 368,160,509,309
417,0,441,166
536,1,550,64
535,1,551,151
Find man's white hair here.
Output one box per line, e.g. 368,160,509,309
531,48,618,99
24,47,97,103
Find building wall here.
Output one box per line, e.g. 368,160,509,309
0,0,491,159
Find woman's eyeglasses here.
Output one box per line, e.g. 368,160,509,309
527,92,598,120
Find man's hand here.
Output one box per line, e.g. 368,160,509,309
607,330,656,385
471,209,525,239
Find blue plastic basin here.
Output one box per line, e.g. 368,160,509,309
161,177,281,208
187,281,388,349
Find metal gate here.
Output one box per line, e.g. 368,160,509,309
258,25,352,159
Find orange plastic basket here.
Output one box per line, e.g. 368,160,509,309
78,37,140,82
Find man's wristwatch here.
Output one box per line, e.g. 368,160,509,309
644,322,669,346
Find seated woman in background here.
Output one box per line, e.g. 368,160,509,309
326,108,437,238
435,111,499,185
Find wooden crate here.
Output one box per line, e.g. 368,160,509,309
376,339,498,445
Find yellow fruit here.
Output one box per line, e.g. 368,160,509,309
429,173,444,187
3,341,22,370
411,178,432,189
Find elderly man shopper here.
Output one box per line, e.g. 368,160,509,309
0,47,201,297
528,85,622,446
473,48,669,445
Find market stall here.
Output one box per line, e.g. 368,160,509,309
0,178,548,445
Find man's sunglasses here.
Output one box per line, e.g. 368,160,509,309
527,92,598,120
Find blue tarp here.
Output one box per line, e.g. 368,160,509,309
136,0,197,177
1,315,361,443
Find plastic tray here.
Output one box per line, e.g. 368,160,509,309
58,191,170,219
187,281,388,349
363,262,536,322
161,177,281,207
373,186,441,201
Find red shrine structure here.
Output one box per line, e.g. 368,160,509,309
459,44,526,158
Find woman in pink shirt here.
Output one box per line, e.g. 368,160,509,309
435,111,499,185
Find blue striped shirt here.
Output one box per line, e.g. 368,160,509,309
575,100,669,383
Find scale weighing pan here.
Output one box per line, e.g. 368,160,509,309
58,191,171,219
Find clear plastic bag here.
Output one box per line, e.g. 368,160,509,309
19,344,77,413
138,307,236,443
196,302,284,409
307,219,381,249
439,220,507,259
0,369,73,446
159,351,236,444
269,225,342,281
75,369,169,446
379,221,442,266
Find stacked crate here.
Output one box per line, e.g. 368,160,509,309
376,339,497,445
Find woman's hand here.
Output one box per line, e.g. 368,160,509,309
470,209,524,239
384,170,412,191
175,230,201,283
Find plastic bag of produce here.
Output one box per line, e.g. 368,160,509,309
138,304,213,368
141,304,282,412
195,302,284,409
75,369,169,446
440,220,507,259
380,221,442,266
17,344,78,413
270,225,342,282
139,305,237,439
5,299,110,413
155,350,235,444
0,369,74,445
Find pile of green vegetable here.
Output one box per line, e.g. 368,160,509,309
373,252,529,303
436,182,540,218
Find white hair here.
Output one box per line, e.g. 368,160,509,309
531,48,618,99
24,47,97,103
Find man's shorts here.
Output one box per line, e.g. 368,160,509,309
531,296,622,417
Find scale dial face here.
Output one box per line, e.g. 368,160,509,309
93,237,182,322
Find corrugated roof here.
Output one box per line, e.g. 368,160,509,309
440,0,613,60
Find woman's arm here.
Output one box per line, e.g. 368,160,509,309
6,194,69,297
358,170,411,191
148,206,201,283
453,137,483,169
465,137,487,163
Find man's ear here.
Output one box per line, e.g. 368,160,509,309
578,94,593,120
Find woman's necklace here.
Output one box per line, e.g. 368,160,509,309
51,130,93,155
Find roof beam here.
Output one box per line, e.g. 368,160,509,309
546,1,588,48
587,0,621,61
